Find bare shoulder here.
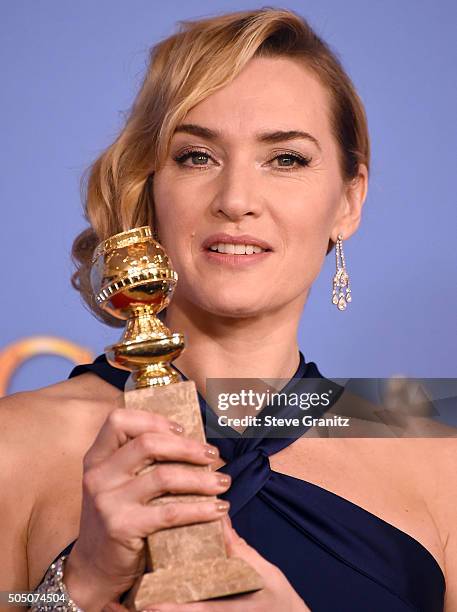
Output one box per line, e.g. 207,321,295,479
1,373,121,451
0,373,120,592
0,371,122,514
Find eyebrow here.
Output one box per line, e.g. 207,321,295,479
174,123,321,151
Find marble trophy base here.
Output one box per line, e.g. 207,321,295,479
122,380,264,611
123,556,262,609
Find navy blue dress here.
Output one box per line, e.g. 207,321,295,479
38,353,445,611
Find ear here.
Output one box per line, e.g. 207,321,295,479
330,163,368,243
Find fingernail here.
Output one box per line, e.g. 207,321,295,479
215,500,230,513
204,444,219,458
215,474,231,487
169,421,184,434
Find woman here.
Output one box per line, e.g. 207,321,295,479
1,8,456,612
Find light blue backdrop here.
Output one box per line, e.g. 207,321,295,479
1,0,456,394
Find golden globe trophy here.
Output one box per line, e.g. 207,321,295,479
90,227,263,610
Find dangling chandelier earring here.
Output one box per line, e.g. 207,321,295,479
332,233,352,311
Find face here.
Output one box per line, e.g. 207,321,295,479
153,56,365,319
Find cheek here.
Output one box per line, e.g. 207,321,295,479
283,184,337,248
279,187,339,282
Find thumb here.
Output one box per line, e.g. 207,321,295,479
220,514,245,553
220,515,275,574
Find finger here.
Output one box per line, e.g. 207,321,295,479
122,463,231,502
133,498,231,536
108,432,220,479
220,514,247,554
84,408,186,468
220,514,238,552
84,432,221,492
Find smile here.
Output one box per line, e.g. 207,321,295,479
208,243,268,254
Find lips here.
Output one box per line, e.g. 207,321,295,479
200,232,274,269
201,233,273,251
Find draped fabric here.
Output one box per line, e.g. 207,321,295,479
39,353,444,611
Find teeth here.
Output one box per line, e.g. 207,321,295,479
208,243,267,254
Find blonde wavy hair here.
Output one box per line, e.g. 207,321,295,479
72,7,370,327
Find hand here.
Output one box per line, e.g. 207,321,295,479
64,408,232,612
103,515,311,612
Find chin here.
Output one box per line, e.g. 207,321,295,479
196,297,268,320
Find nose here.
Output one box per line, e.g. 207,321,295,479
210,159,262,221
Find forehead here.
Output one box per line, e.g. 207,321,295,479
182,56,332,140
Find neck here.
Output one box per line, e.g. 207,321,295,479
163,295,307,396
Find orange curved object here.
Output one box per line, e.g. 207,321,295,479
0,336,93,397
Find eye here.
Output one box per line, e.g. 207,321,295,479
269,152,312,170
173,149,216,168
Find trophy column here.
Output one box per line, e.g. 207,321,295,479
91,227,263,611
